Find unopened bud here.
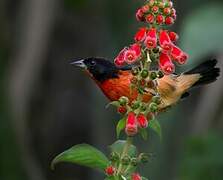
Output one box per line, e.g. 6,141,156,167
119,96,129,106
121,155,131,165
131,158,138,166
110,152,119,162
139,153,149,163
149,102,158,112
105,166,116,176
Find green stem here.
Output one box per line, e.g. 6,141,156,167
117,137,133,175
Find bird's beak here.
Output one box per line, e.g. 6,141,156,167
70,59,86,68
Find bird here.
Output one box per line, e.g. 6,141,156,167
71,58,220,111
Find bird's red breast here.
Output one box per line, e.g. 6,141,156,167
97,71,152,103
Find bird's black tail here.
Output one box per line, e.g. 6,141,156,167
185,59,220,87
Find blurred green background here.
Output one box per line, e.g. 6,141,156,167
0,0,223,180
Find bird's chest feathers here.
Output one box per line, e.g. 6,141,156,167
99,72,133,101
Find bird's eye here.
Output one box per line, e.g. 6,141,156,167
90,61,96,66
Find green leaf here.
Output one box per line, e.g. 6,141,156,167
116,118,126,138
149,118,162,139
139,128,148,140
51,144,109,171
110,140,137,157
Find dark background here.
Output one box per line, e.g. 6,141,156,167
0,0,223,180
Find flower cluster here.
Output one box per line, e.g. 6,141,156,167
136,0,176,25
105,149,150,179
115,27,188,75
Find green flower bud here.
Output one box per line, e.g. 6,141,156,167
141,69,149,79
139,153,149,163
121,155,131,165
149,102,158,112
152,96,161,105
110,152,119,162
119,96,129,106
140,103,147,112
131,158,138,166
131,68,139,76
157,71,164,79
150,72,157,80
132,101,140,110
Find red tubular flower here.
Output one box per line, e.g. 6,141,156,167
136,8,144,22
159,53,175,75
146,14,155,24
114,48,127,67
132,173,142,180
124,44,141,64
171,45,188,65
145,28,157,49
134,27,147,42
105,166,115,176
125,112,138,136
152,6,159,13
156,15,164,25
137,114,148,128
168,31,179,42
171,8,177,20
159,30,173,53
163,7,171,15
165,16,174,25
142,5,150,13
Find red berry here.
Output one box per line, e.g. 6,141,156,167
165,16,174,25
168,31,179,42
159,30,173,53
159,53,175,75
144,28,157,49
134,27,147,42
146,14,155,24
118,106,127,114
163,7,171,15
114,48,127,67
142,5,150,13
156,15,164,25
137,114,148,128
136,8,144,22
152,6,159,13
105,166,115,176
125,112,138,136
132,173,142,180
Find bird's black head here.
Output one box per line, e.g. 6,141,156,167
71,57,119,82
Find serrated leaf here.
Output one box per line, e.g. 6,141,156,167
51,144,109,171
110,140,137,157
116,118,126,138
139,128,148,140
106,101,120,108
149,118,162,139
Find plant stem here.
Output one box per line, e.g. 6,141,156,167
117,137,133,175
